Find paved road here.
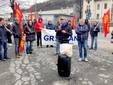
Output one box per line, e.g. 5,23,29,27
0,33,113,85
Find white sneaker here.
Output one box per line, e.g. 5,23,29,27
79,58,82,61
84,58,88,62
8,44,12,46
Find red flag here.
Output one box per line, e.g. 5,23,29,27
72,12,76,29
29,6,32,21
15,2,24,52
15,2,23,22
102,9,110,37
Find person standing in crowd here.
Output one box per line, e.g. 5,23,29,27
0,17,10,61
76,19,88,62
33,19,37,26
5,20,12,46
24,20,35,54
68,20,73,29
90,21,100,51
12,18,22,58
85,19,90,47
55,21,60,55
58,17,72,43
46,20,55,47
34,17,44,48
55,17,72,54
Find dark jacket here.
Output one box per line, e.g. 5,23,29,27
55,22,72,43
90,25,100,37
46,24,55,30
24,24,36,41
12,22,22,38
76,24,88,41
55,23,60,38
0,26,7,42
85,22,90,32
6,24,12,36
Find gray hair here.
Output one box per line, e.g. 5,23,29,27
79,19,85,23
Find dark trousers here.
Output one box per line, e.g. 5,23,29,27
7,32,12,44
0,41,8,60
37,32,42,46
14,38,21,55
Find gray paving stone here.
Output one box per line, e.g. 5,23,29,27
14,73,21,81
21,77,30,82
16,69,23,75
98,74,110,78
15,80,23,85
52,81,69,85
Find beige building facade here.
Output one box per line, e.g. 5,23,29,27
83,0,113,21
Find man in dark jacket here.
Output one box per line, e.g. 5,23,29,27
90,21,100,50
55,17,72,55
76,19,88,62
12,18,22,58
57,17,72,44
0,17,10,61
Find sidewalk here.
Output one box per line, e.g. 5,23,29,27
0,44,113,85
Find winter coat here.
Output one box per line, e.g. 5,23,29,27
24,25,36,41
56,22,72,43
0,26,7,42
12,22,22,38
34,18,44,32
76,24,88,41
46,24,55,30
90,25,100,37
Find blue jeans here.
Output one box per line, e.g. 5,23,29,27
78,40,88,59
26,41,32,53
91,37,97,50
56,38,60,54
0,41,8,60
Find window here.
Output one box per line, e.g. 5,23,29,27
104,3,107,9
97,14,99,19
97,4,100,10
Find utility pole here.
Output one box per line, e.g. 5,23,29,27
35,0,37,19
79,0,82,19
10,0,15,21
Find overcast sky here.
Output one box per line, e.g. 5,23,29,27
31,0,48,5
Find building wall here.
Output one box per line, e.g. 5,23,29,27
38,7,73,15
41,15,54,24
83,0,113,21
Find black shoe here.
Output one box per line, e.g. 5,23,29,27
4,57,10,59
29,51,32,54
26,52,29,54
46,45,49,48
50,45,54,47
112,52,113,54
54,53,58,55
0,59,5,61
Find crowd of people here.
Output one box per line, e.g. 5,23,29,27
0,16,101,62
